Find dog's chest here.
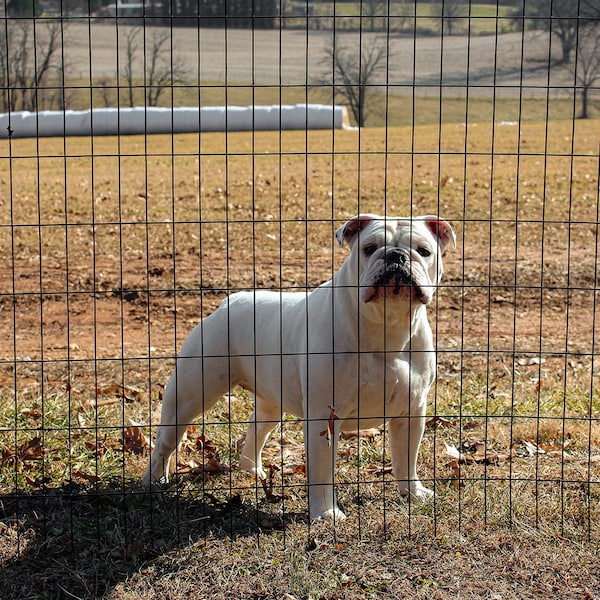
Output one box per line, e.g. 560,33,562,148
333,352,407,411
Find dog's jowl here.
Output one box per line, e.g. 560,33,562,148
143,214,456,520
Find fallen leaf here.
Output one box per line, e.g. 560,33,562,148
445,441,512,465
339,446,355,459
426,416,458,429
88,384,143,407
339,428,381,441
260,516,283,529
463,421,481,431
123,427,151,455
521,438,571,459
203,457,228,473
85,435,121,457
445,443,461,460
306,537,328,552
72,470,103,484
23,475,46,488
21,437,43,460
522,439,542,456
194,434,219,458
20,408,42,418
178,457,230,477
261,463,286,503
1,437,43,468
325,405,339,448
517,357,546,366
292,464,306,476
448,459,463,488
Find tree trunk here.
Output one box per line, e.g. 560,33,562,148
561,42,571,65
358,86,366,127
580,86,589,119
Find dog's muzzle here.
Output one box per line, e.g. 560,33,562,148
362,247,432,305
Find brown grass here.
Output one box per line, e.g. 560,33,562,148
1,119,599,598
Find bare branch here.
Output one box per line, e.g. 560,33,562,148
0,19,64,112
115,26,189,109
120,27,141,108
321,39,388,127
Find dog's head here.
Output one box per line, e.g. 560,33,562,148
336,214,456,306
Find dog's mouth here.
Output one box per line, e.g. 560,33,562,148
363,264,431,305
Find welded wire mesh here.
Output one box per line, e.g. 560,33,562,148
1,1,599,597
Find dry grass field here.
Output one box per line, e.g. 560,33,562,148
0,119,599,598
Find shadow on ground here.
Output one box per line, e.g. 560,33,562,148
0,480,305,598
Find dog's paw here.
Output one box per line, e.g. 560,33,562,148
252,468,268,481
240,457,268,481
142,472,168,489
312,507,347,522
398,482,434,501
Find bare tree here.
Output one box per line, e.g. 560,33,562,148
144,29,188,107
569,23,600,119
0,19,63,112
120,27,140,108
362,0,389,32
441,0,467,36
118,27,189,108
514,0,600,64
321,39,388,127
98,77,116,108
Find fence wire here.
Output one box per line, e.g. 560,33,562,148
1,1,599,597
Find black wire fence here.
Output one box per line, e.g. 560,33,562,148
1,0,599,597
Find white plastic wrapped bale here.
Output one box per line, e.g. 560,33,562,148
0,105,350,138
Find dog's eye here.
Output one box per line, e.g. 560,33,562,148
417,247,431,258
364,244,378,256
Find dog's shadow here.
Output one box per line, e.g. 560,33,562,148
0,477,306,598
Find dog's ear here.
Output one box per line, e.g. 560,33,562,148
420,216,456,252
336,214,374,248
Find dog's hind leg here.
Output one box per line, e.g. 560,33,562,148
239,395,281,481
142,351,231,487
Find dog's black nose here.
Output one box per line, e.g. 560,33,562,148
385,247,409,265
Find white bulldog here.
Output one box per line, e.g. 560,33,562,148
143,214,455,520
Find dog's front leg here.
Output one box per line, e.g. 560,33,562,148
303,408,346,521
390,398,433,500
